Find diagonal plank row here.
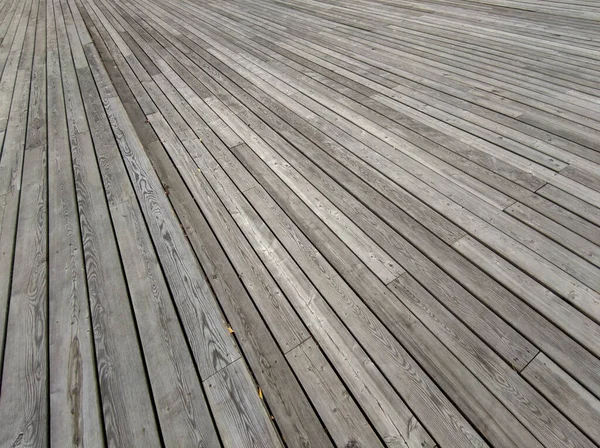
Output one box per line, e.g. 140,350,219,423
0,0,600,446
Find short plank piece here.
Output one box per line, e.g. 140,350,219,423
286,338,383,448
205,358,283,448
538,184,600,227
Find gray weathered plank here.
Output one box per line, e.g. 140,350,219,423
286,338,384,448
205,359,283,448
522,354,600,445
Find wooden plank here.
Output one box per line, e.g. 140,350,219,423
36,0,600,446
182,29,600,319
285,338,385,448
53,0,162,442
389,273,595,448
227,1,592,166
232,146,530,448
114,1,406,287
561,165,600,194
122,8,536,374
111,198,221,447
0,190,17,375
0,144,47,447
537,184,600,227
142,138,332,448
522,354,600,445
0,1,47,443
204,358,283,448
145,110,308,353
47,0,104,443
236,10,600,187
109,5,600,446
140,91,433,448
0,0,34,373
505,201,600,268
134,86,434,448
0,0,32,135
453,235,600,396
70,25,221,446
78,35,240,379
81,0,312,358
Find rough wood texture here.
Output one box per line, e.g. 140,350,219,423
1,0,600,445
286,338,384,448
523,353,600,445
205,359,283,448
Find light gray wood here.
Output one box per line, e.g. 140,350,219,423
0,190,18,375
53,0,161,442
81,42,240,380
146,111,308,353
233,146,525,448
168,21,600,334
505,201,600,268
286,338,385,448
538,184,600,227
111,198,221,447
3,0,600,445
523,354,600,445
133,81,433,448
454,235,600,360
0,0,33,136
142,138,332,448
389,273,594,448
205,358,283,448
0,144,48,448
562,165,600,193
98,14,436,440
47,0,104,444
71,31,221,448
0,2,47,443
0,0,35,374
126,9,535,373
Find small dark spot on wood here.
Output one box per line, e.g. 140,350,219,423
12,432,23,447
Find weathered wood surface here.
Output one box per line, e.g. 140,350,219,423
1,0,600,445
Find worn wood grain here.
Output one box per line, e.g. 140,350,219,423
3,0,600,445
54,0,161,442
47,0,104,444
205,359,283,448
523,354,600,445
286,338,384,448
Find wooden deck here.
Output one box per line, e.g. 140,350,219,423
1,0,600,445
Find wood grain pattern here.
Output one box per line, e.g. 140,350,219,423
205,359,283,448
286,338,384,448
47,0,104,444
2,0,600,445
0,0,47,445
54,0,161,442
523,354,600,445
